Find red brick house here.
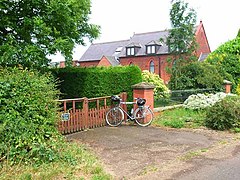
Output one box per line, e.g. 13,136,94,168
77,21,211,83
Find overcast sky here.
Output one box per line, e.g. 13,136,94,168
51,0,240,62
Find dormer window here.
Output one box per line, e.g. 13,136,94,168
126,42,141,56
126,47,135,56
147,45,156,54
146,40,162,55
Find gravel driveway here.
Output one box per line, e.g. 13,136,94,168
66,125,240,179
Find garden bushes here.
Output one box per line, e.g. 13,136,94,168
237,80,240,95
0,67,62,164
142,70,170,99
183,92,228,110
205,96,240,130
52,66,142,101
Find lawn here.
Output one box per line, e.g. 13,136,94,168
153,107,206,128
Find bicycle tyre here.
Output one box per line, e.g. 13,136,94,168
106,107,124,127
134,107,153,127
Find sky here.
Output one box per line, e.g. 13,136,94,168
51,0,240,62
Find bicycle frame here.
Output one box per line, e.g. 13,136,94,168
116,100,146,121
117,102,135,121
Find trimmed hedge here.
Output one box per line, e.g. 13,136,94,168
51,66,142,101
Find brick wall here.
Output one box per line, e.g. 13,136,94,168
195,21,211,56
120,55,171,84
79,61,99,67
97,56,112,67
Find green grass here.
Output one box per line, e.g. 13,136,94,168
153,108,206,128
0,141,111,180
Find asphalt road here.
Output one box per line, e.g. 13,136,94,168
66,125,240,179
178,152,240,180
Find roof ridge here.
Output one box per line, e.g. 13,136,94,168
92,39,130,45
134,29,169,36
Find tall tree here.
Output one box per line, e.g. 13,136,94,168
0,0,100,69
166,0,197,89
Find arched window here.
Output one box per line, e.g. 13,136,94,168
129,62,133,66
149,61,154,73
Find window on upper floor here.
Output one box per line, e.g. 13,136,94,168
126,47,135,56
146,45,156,54
149,61,154,73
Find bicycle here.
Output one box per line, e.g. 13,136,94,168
106,95,154,127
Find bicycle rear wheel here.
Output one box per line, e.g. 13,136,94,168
106,107,124,127
134,107,153,127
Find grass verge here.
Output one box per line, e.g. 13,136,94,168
0,141,111,180
153,108,206,128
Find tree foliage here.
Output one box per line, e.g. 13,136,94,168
166,0,197,58
0,0,100,69
169,62,224,91
206,37,240,91
166,0,198,88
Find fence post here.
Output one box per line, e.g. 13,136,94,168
83,97,89,128
223,80,232,94
132,82,155,111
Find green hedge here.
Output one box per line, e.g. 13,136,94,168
51,66,142,101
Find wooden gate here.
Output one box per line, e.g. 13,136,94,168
58,93,127,134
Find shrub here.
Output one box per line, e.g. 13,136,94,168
51,66,142,101
205,96,240,130
142,70,170,99
237,80,240,95
0,67,61,164
184,92,229,110
169,62,224,91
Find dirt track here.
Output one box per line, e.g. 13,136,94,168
66,125,240,179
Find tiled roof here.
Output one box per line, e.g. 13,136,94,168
80,40,129,61
105,56,120,66
79,30,170,62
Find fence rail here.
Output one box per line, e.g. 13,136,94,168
155,88,216,108
58,93,127,134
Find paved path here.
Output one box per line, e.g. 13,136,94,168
66,125,240,179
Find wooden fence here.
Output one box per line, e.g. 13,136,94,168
58,93,127,134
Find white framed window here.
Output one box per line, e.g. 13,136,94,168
127,47,135,56
147,45,156,54
149,61,154,73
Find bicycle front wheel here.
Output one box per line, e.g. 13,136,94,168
106,107,124,127
134,107,153,127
